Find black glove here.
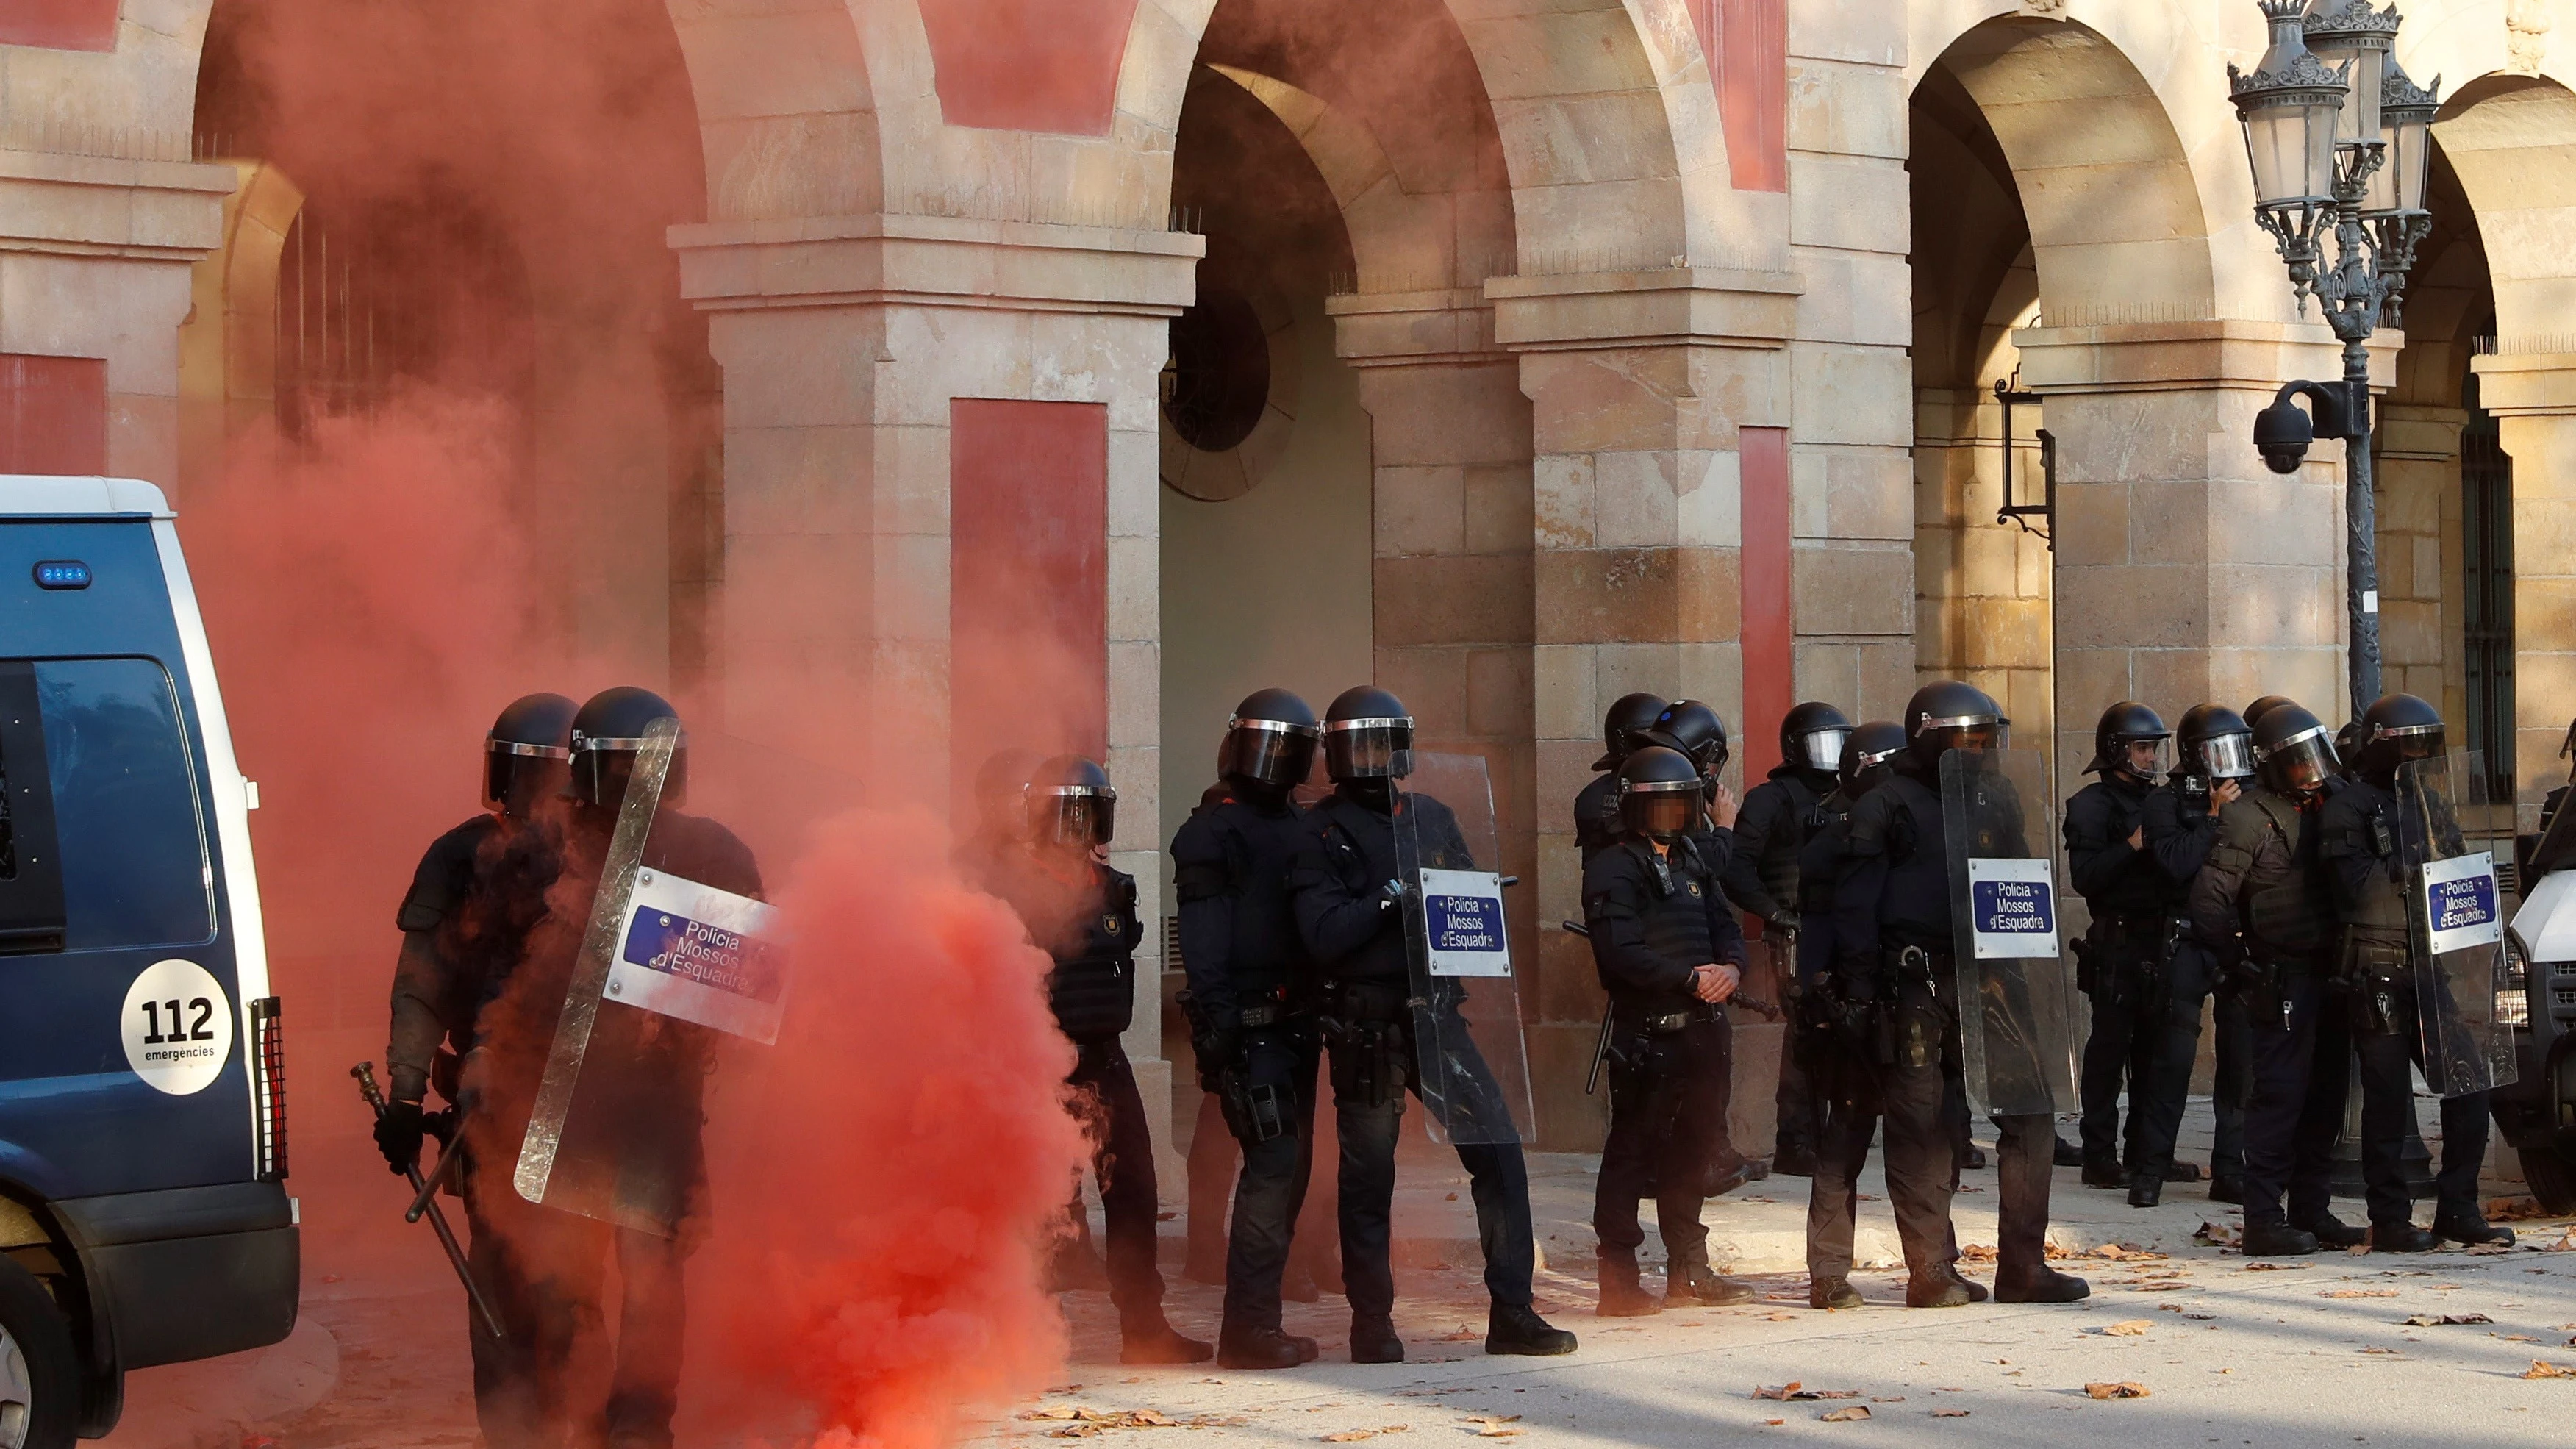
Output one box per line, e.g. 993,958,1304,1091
373,1098,426,1176
1191,1026,1242,1092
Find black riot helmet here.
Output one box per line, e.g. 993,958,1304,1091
2335,719,2367,780
1903,681,2006,769
2250,701,2338,799
2175,704,2255,784
1594,692,1669,770
1643,699,1729,779
2357,692,2446,786
483,692,576,817
2086,701,2172,784
2243,694,2296,728
1322,686,1414,781
1839,720,1907,798
1617,745,1706,842
1220,687,1320,791
973,747,1042,840
566,686,687,811
1027,754,1117,850
1780,701,1854,776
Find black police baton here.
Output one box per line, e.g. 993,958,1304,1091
353,1062,505,1339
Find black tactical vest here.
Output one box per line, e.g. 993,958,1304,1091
2242,793,2333,959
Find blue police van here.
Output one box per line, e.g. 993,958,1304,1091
1,477,296,1445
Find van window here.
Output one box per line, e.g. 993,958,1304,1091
36,658,214,950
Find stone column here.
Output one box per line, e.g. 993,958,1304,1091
674,212,1202,1159
2012,321,2368,790
1489,266,1798,1148
2466,353,2576,810
2374,403,2470,719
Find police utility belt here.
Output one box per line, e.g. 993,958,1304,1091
1620,1001,1723,1035
1319,978,1414,1112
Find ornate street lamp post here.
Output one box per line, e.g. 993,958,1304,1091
2230,0,2441,718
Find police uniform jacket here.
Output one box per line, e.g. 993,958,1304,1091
993,852,1141,1044
2319,778,2413,950
2064,773,2184,927
1289,786,1473,994
1581,831,1748,1020
1832,761,1953,989
2186,789,2335,967
1792,794,1853,984
388,813,559,1102
1170,787,1312,1031
1574,771,1622,867
1722,765,1834,929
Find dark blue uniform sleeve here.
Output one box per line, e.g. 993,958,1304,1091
1580,848,1698,995
1170,811,1237,1028
2063,783,2141,904
2316,788,2383,918
1718,780,1789,923
2142,787,2219,885
1288,815,1391,965
1832,788,1900,990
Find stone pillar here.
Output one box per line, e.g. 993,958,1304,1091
675,213,1202,1156
1911,384,2054,741
2012,321,2366,790
0,148,235,493
1489,266,1798,1148
2374,403,2469,720
2466,353,2576,809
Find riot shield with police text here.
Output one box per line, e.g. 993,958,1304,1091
1394,752,1536,1145
2396,751,2519,1097
515,718,787,1233
1941,748,2079,1119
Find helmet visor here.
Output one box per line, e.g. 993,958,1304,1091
1323,718,1414,780
484,738,570,809
2114,736,2174,781
2197,732,2257,781
1031,787,1117,848
2256,727,2338,795
2375,722,2444,769
1621,783,1701,840
1801,727,1850,773
1925,720,2006,754
1223,718,1319,789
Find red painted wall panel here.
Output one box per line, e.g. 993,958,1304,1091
949,398,1109,810
917,0,1139,136
1739,427,1792,780
0,354,108,475
0,0,119,51
1692,0,1788,193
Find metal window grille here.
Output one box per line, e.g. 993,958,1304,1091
2463,395,2515,801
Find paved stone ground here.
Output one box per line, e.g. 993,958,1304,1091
98,1096,2576,1448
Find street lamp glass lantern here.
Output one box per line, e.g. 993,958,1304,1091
2230,2,2348,210
2366,55,2441,215
2304,0,2401,149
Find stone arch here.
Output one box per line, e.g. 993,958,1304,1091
670,0,881,222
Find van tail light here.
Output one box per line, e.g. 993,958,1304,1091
250,996,287,1181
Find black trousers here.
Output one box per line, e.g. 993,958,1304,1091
1332,1034,1536,1318
2211,992,2251,1181
1594,1012,1732,1262
2353,1005,2491,1227
1773,948,1823,1154
1871,980,2056,1278
2239,967,2348,1230
1807,1092,1878,1278
1220,1031,1320,1337
462,1164,689,1449
1067,1039,1169,1332
2079,939,2212,1182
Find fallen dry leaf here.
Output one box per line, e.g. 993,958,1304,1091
2242,1262,2310,1271
1764,1312,1797,1322
2102,1320,2152,1337
2402,1312,2494,1325
1320,1427,1408,1442
1459,1418,1522,1428
2360,1347,2400,1356
2083,1383,2151,1400
1819,1407,1872,1423
2193,1221,2240,1248
1958,1244,1999,1263
1752,1384,1803,1401
1931,1409,1971,1417
2319,1289,2399,1299
1051,1428,1101,1438
1762,1420,1785,1428
2523,1362,2576,1379
2488,1197,2557,1221
1438,1328,1481,1342
2469,1242,2516,1256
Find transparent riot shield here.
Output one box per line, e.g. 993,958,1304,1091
515,718,788,1233
1941,748,2079,1119
1394,751,1537,1145
2396,751,2519,1096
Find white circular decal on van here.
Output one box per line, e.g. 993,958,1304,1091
121,959,235,1095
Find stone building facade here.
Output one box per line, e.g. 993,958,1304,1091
15,0,2576,1148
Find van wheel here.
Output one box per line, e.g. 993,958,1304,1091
2525,1142,2576,1216
0,1255,76,1449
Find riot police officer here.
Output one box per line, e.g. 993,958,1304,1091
2189,701,2347,1256
1832,683,2087,1306
381,693,575,1447
1576,693,1667,865
992,755,1214,1364
1722,702,1852,1177
2065,702,2196,1204
956,746,1040,892
1584,745,1753,1314
2142,704,2257,1203
1797,720,1905,1309
2320,694,2514,1249
1289,687,1578,1361
1173,690,1327,1369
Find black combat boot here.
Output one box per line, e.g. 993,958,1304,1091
2081,1159,2128,1190
2208,1174,2244,1204
1486,1303,1578,1356
2293,1211,2366,1249
1595,1251,1661,1317
1668,1256,1759,1307
2432,1210,2516,1248
1905,1265,1974,1309
1216,1326,1317,1370
1120,1320,1215,1365
2239,1222,2319,1257
1808,1275,1863,1311
1992,1263,2090,1303
2128,1176,2163,1209
1350,1314,1405,1364
2370,1220,2438,1253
